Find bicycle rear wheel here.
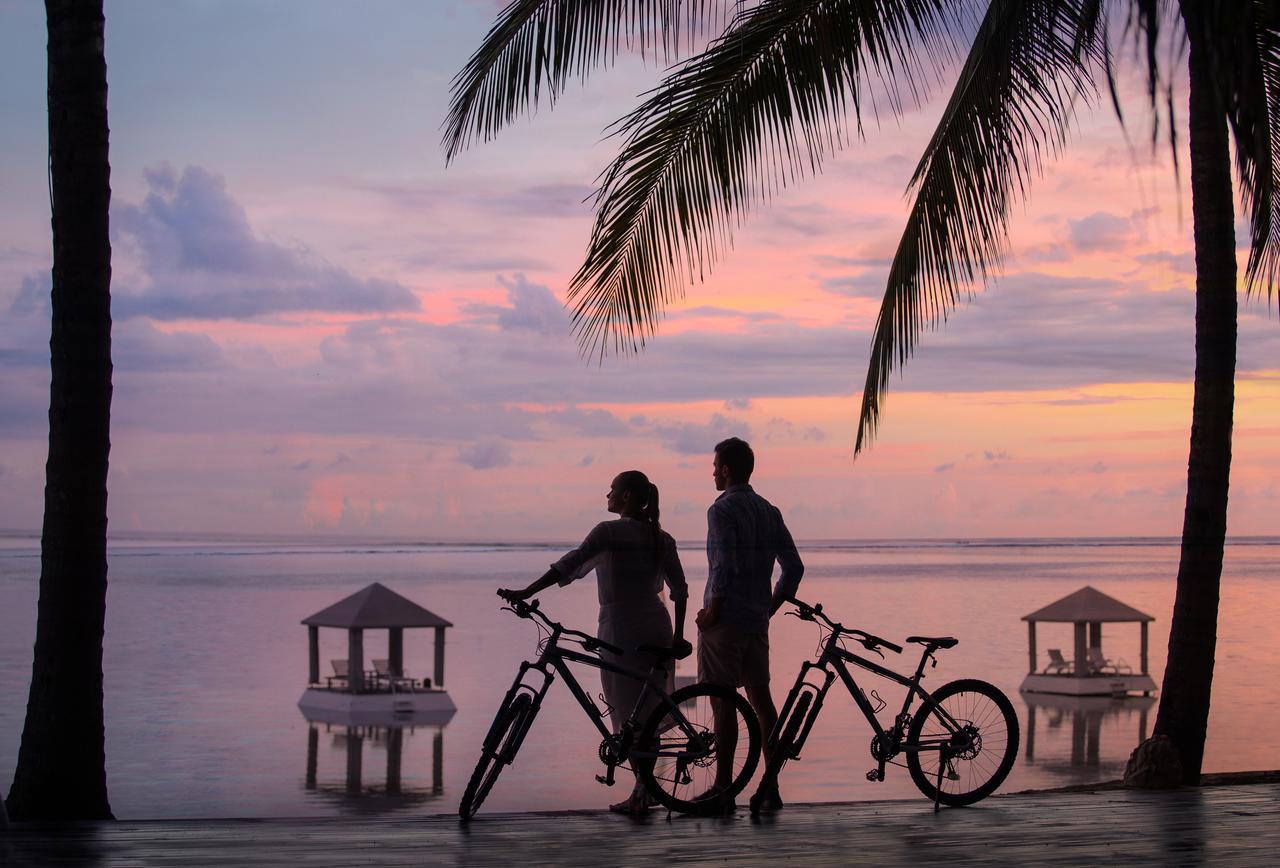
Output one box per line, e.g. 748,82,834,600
906,678,1019,807
459,691,536,820
637,683,761,814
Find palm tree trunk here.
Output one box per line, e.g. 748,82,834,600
1152,1,1238,785
5,0,114,821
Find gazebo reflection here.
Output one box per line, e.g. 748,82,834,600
301,706,455,815
1022,692,1156,784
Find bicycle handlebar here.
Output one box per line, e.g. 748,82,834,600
786,597,904,655
495,589,626,657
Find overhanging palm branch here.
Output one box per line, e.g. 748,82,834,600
1204,0,1280,295
443,0,733,162
568,0,960,357
855,0,1279,452
854,0,1110,452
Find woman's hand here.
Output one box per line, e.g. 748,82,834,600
502,569,561,603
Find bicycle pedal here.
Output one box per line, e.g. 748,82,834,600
865,769,882,782
594,774,616,786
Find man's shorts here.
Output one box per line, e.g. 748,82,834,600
697,624,769,689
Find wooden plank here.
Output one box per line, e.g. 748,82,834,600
4,783,1278,867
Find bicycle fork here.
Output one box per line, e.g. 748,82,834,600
753,662,834,805
486,661,553,763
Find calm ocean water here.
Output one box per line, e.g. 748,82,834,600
1,535,1277,819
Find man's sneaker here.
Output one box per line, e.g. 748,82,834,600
690,786,736,816
756,787,784,814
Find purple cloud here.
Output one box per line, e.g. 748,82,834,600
651,413,749,455
1068,211,1134,252
111,165,419,320
458,439,513,470
1136,250,1196,274
464,273,568,336
9,273,50,317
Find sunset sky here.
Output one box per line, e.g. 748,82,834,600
1,1,1276,543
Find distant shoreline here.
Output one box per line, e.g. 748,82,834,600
2,528,1279,551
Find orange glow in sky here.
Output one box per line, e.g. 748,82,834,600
0,3,1277,542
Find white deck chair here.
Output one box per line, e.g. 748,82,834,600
326,659,349,689
1088,647,1132,675
1043,648,1072,674
372,658,417,692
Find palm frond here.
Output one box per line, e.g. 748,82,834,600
855,0,1109,453
1121,0,1179,152
443,0,733,162
1204,0,1280,300
567,0,961,358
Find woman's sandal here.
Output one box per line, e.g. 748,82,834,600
608,792,655,816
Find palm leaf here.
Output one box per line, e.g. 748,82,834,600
568,0,960,358
443,0,732,162
1203,0,1280,298
855,0,1109,453
1123,0,1179,153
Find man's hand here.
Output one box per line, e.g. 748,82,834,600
498,586,533,601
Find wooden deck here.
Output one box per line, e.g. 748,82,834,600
4,782,1277,866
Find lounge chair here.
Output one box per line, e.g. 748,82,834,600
326,659,349,689
1043,648,1072,674
1088,647,1132,675
372,658,417,692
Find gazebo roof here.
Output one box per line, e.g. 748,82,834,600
1022,585,1153,624
301,582,453,629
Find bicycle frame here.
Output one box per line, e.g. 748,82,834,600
489,613,705,786
775,626,968,782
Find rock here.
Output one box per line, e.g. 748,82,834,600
1124,735,1184,788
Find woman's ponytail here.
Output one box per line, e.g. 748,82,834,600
645,482,662,551
616,470,663,552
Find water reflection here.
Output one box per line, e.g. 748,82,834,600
1022,693,1154,784
301,708,455,815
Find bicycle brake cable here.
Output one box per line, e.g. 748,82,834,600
815,623,833,658
534,618,551,656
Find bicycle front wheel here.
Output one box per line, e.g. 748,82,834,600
459,691,536,820
906,678,1019,807
637,683,761,814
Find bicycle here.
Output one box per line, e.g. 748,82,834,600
459,590,762,820
749,597,1019,814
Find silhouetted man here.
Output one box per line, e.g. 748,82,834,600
696,437,803,812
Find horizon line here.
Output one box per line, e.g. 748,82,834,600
3,528,1279,549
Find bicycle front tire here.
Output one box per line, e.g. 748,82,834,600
459,692,536,820
906,678,1019,807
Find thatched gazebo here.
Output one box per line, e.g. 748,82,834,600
1020,585,1157,697
298,582,456,718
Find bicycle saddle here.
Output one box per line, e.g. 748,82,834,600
906,635,958,649
637,643,691,661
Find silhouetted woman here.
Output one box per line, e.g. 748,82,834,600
501,470,688,815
